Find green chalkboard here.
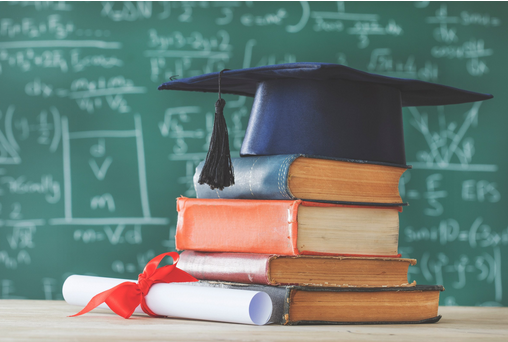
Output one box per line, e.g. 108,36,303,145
0,1,506,306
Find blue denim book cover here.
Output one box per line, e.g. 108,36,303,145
193,154,408,206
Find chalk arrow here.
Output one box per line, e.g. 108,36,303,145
89,157,113,180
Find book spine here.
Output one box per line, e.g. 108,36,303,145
176,197,301,255
194,154,299,200
190,282,444,325
178,251,274,285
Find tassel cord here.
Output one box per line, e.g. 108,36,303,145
198,70,234,190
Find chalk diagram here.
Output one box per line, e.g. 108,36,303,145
407,101,497,172
48,114,169,226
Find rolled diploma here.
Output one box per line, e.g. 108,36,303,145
63,275,272,325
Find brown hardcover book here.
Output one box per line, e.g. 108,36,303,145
176,198,401,257
179,251,416,287
190,281,444,325
194,154,409,206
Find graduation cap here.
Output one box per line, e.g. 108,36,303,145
158,63,493,190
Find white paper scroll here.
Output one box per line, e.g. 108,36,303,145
62,275,272,325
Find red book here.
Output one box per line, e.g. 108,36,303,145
178,251,416,287
176,198,401,257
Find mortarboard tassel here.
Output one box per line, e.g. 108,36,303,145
198,69,234,190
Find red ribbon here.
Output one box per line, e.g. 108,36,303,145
70,252,198,319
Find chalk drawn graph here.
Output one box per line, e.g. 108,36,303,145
407,102,498,172
49,114,168,226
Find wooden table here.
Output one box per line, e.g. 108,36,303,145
1,300,507,341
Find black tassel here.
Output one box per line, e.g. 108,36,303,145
198,70,234,190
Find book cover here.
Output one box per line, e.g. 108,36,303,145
178,251,416,287
187,281,444,325
194,154,409,206
176,197,401,257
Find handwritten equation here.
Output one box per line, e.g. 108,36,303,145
0,1,505,305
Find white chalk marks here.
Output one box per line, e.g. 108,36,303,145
57,114,168,226
407,102,497,172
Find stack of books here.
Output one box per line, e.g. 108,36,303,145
175,154,443,325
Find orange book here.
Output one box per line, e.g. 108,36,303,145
176,197,401,257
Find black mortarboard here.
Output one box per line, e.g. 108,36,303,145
158,63,493,189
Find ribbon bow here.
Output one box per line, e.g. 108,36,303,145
70,252,198,319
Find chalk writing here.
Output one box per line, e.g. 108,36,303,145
462,180,501,202
1,279,24,299
145,29,232,82
0,250,31,269
404,219,508,248
1,174,60,203
309,2,402,48
9,1,73,12
111,249,155,274
0,15,75,39
73,225,142,245
0,1,504,307
241,8,288,26
426,4,501,76
90,193,116,212
415,248,503,302
368,48,438,82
